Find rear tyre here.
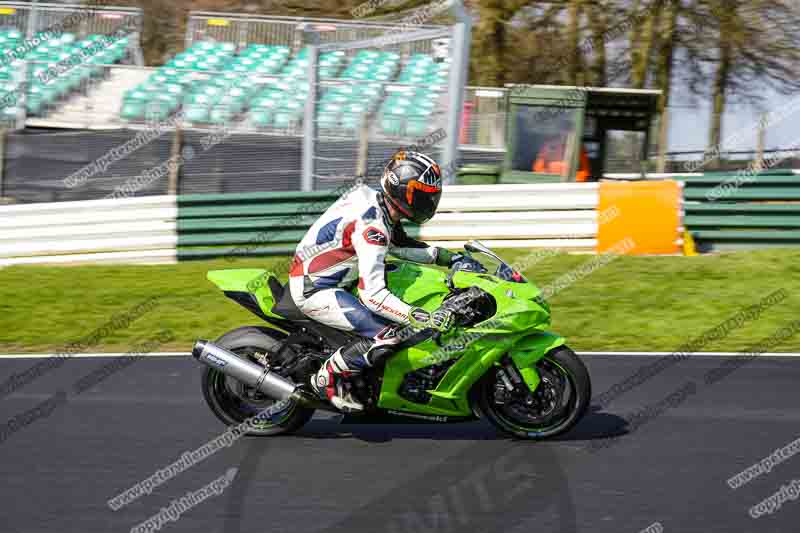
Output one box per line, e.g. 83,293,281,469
477,345,591,440
201,326,315,436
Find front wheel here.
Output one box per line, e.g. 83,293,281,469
201,326,315,436
477,345,591,440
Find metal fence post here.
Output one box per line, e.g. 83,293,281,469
442,1,471,185
0,129,6,199
756,112,766,171
16,60,27,131
656,109,669,173
26,0,38,39
356,118,370,178
184,17,194,51
301,29,319,192
168,126,182,195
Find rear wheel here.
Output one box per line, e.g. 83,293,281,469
201,326,315,436
477,345,591,440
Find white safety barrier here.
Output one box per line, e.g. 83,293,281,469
0,183,600,266
420,183,598,250
0,195,177,266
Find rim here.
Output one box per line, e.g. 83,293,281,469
210,346,297,429
489,357,579,436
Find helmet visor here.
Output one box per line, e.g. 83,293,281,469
406,179,441,224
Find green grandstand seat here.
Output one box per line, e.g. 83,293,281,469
406,118,428,137
273,100,302,128
341,112,364,131
254,88,282,104
168,59,192,69
325,93,349,105
380,114,403,136
25,92,43,115
2,105,18,120
209,105,233,124
120,100,145,120
221,92,246,113
347,102,367,113
160,68,189,84
255,62,280,74
209,75,234,88
205,55,226,67
196,41,218,52
159,83,182,99
51,77,71,98
356,50,380,60
361,86,382,100
143,102,173,121
251,108,273,127
272,111,292,128
317,109,340,129
185,103,210,123
230,64,253,74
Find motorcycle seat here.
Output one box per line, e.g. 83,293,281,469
270,278,307,321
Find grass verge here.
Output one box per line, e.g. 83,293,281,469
0,249,798,353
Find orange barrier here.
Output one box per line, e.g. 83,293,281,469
597,180,682,255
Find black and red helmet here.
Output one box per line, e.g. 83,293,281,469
380,151,443,224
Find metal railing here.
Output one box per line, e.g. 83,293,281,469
0,2,144,61
185,11,444,51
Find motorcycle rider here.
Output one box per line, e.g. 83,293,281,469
289,151,471,412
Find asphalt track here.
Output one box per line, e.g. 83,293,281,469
1,353,798,533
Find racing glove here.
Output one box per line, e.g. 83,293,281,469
408,306,455,333
436,249,485,271
435,248,458,267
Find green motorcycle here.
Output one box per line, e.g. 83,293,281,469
192,240,591,439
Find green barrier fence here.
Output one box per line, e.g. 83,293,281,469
681,170,800,251
177,190,341,261
176,188,422,261
175,170,800,260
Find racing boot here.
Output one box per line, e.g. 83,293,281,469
311,348,364,413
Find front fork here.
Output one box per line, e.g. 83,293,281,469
497,355,541,393
503,331,566,394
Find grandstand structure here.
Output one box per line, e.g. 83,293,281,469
117,38,448,139
0,3,475,198
0,2,144,129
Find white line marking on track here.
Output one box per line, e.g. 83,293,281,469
0,352,190,359
0,351,800,359
576,351,800,357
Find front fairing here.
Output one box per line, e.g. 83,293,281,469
378,263,556,417
384,262,551,334
384,262,450,309
450,270,551,335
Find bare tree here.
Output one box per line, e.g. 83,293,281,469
701,0,800,162
654,0,679,170
585,0,608,85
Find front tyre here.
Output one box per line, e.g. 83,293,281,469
477,345,591,440
201,326,314,436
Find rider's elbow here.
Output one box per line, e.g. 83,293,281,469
358,287,384,314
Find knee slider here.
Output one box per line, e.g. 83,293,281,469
340,338,374,369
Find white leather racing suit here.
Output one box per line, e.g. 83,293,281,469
289,184,445,368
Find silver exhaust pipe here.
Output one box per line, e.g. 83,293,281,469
192,340,298,401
